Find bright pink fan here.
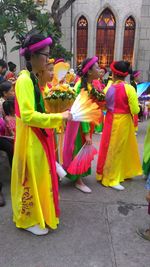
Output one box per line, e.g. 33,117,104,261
67,144,97,175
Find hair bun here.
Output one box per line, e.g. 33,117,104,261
124,61,130,71
22,35,31,48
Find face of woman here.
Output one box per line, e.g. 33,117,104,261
134,75,140,82
99,69,105,79
89,62,100,80
31,46,50,72
4,86,15,99
39,63,54,84
47,64,54,82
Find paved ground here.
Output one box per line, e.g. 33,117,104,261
0,120,149,267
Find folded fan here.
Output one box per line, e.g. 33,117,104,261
67,144,97,175
53,62,70,84
71,90,102,124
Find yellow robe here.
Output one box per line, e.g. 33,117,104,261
96,81,142,186
11,70,62,230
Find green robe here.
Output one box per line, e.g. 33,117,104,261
143,123,150,175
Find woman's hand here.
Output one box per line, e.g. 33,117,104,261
85,133,92,145
62,110,72,121
146,191,150,203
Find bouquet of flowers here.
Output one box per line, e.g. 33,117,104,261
44,62,76,113
89,87,106,110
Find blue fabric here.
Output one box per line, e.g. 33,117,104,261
145,173,150,190
0,76,4,83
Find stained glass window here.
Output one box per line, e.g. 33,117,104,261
123,16,136,63
96,8,116,67
76,16,88,65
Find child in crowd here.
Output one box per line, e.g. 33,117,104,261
0,81,14,117
3,96,15,137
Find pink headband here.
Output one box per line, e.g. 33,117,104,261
20,37,52,56
55,58,65,64
82,56,98,75
133,71,141,78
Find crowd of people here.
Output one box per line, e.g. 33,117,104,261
0,33,150,240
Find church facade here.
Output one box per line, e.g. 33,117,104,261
60,0,150,80
3,0,150,81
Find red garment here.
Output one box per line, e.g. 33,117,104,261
4,115,16,136
133,115,138,128
5,72,16,80
97,83,132,176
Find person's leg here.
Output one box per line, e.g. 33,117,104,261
0,137,13,167
0,182,5,206
0,137,13,206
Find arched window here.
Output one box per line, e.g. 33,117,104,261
76,16,88,65
96,8,116,67
123,16,136,63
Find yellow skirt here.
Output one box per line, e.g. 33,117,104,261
11,119,59,229
96,114,142,186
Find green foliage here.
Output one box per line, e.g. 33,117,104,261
45,90,75,100
50,44,72,61
0,0,72,61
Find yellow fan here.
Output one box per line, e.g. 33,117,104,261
71,90,102,125
53,62,70,84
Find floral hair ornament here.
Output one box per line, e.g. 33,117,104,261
48,58,55,64
110,61,129,77
82,56,98,75
19,37,53,56
100,66,107,74
55,58,65,64
133,70,141,78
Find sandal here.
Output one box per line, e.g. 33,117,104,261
137,228,150,241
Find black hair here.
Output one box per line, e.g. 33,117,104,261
77,58,95,91
3,96,15,116
21,33,48,137
105,71,112,85
0,81,12,97
0,59,7,69
130,71,137,92
22,34,47,114
21,34,47,72
113,61,132,77
8,61,16,72
22,34,47,62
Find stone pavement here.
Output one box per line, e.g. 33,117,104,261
0,120,150,267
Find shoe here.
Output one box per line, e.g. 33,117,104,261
0,191,5,207
25,225,49,236
136,228,150,241
75,183,92,193
111,184,125,191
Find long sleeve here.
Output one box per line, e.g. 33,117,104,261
81,122,90,133
125,84,140,115
15,71,62,129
